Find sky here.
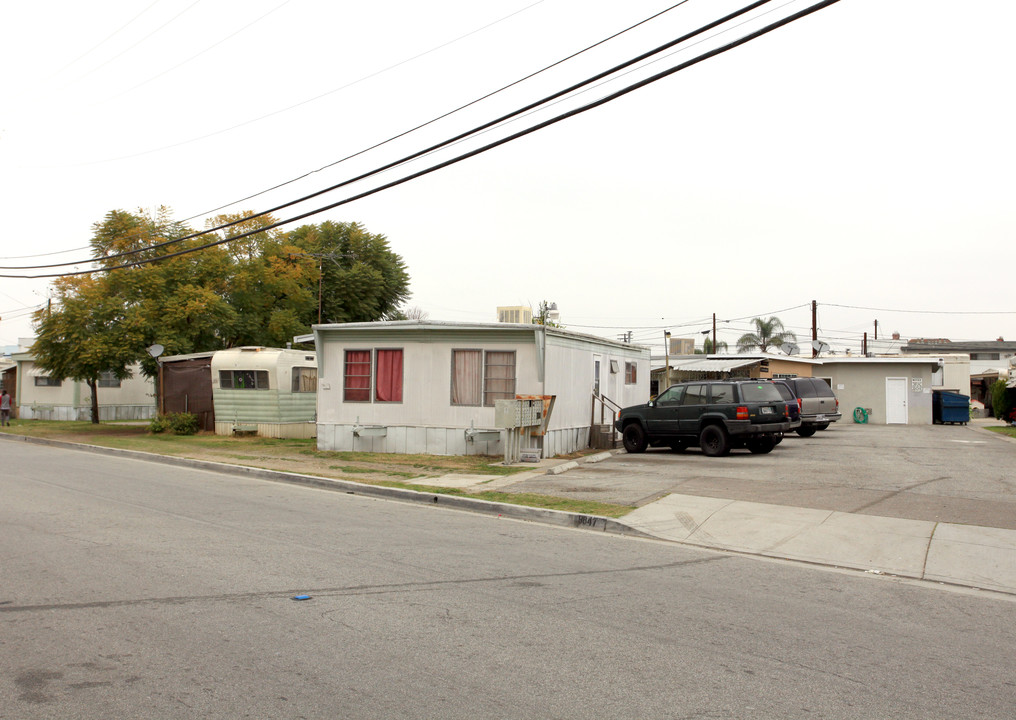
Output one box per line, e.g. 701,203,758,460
1,0,1013,357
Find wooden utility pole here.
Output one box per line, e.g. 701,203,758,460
812,300,818,357
663,330,671,390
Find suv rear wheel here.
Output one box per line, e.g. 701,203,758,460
699,425,730,457
796,426,817,438
622,423,648,453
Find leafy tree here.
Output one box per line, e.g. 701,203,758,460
287,221,410,324
32,274,146,423
33,210,411,417
736,316,796,353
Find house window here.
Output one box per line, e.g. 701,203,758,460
34,375,62,387
483,351,516,406
98,371,121,388
970,353,1000,360
451,349,516,406
343,350,372,402
625,361,637,384
292,367,317,393
343,349,403,402
451,350,482,406
219,370,269,390
375,349,403,403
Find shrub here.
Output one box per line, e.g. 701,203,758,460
990,379,1012,421
149,412,199,435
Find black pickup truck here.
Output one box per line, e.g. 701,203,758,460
614,379,798,456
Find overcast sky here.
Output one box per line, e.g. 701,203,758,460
1,0,1013,356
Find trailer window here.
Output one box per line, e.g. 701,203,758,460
292,367,317,393
219,370,269,390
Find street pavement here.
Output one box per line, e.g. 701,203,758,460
3,418,1014,596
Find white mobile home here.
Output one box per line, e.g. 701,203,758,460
211,347,317,438
306,320,651,458
11,353,155,421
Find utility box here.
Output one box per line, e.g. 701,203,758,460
494,398,543,428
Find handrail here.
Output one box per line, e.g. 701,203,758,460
590,391,622,449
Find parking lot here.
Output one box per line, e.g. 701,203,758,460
503,422,1016,530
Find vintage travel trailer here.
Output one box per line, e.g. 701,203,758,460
210,347,317,438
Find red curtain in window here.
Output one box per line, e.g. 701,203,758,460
344,350,371,401
375,349,403,402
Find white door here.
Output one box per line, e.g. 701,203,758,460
886,377,908,424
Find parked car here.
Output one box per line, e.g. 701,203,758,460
614,379,799,456
773,377,842,437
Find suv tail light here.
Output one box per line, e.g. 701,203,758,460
797,398,803,411
736,406,749,420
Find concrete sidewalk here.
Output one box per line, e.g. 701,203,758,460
619,492,1016,595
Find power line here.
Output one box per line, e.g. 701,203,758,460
1,0,769,271
56,0,547,169
175,0,694,225
821,302,1016,315
1,0,842,279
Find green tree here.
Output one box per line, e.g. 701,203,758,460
32,274,147,423
33,210,411,415
736,316,796,353
287,221,410,324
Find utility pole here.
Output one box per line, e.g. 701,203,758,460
874,319,879,341
663,330,671,390
712,313,717,354
812,300,818,358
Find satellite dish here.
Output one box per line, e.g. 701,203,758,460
810,340,830,354
781,342,800,356
147,344,165,359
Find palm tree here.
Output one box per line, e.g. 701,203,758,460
701,337,728,354
736,316,796,353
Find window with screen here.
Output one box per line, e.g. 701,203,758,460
343,350,371,402
483,351,516,406
625,361,637,384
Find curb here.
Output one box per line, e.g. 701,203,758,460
0,433,655,541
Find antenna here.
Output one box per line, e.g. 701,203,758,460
810,340,830,354
781,342,799,356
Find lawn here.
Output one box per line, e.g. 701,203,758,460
1,420,634,518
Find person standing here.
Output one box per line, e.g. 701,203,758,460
0,389,10,426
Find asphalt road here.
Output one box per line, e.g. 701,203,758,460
3,440,1015,719
507,422,1016,529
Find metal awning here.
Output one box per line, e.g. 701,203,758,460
670,358,759,372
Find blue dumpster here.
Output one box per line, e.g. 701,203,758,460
933,391,969,425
